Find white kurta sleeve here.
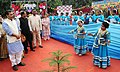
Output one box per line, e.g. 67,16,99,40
39,16,42,30
28,19,32,32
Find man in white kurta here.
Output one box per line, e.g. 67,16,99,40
29,9,43,48
2,11,25,71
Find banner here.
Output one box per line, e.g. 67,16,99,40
57,5,72,16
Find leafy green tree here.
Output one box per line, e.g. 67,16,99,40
0,0,11,16
47,0,101,13
47,0,62,9
42,50,76,72
62,0,93,8
47,0,63,13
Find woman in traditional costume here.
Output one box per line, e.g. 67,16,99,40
88,22,110,69
0,15,8,61
96,10,104,23
69,20,87,56
42,14,50,40
107,9,119,24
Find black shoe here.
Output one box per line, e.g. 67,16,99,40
22,56,25,60
31,49,35,52
0,58,3,61
25,51,28,54
39,45,43,48
12,65,18,71
18,62,26,66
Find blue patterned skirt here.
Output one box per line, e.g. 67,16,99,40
92,44,110,68
74,37,87,55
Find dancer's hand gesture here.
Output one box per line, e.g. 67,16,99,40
88,33,93,36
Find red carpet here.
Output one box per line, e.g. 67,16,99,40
0,38,120,72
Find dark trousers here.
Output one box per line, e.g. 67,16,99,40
22,33,33,52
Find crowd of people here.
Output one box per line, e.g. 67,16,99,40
49,9,120,25
0,8,117,71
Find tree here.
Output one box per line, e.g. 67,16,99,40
47,0,62,8
0,0,11,16
62,0,76,8
47,0,63,13
85,0,93,6
62,0,93,8
42,50,77,72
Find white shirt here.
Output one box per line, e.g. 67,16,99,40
29,15,42,31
